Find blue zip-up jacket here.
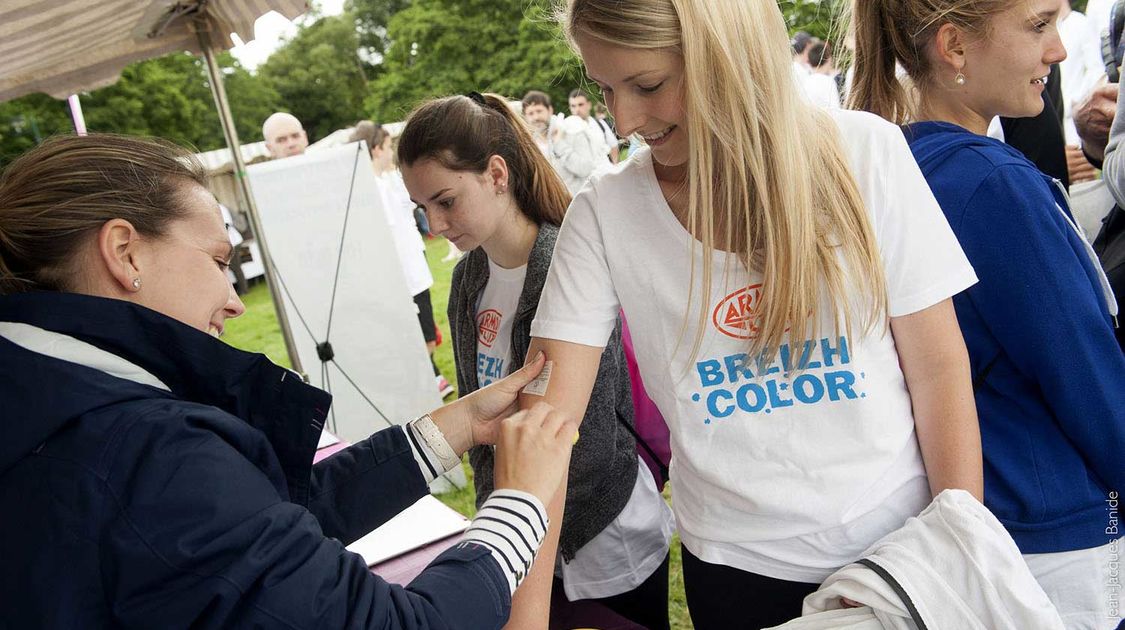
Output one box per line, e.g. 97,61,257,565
905,121,1125,554
0,292,511,629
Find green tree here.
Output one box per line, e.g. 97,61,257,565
348,0,413,68
1,51,279,166
258,14,369,141
779,0,846,40
365,0,582,123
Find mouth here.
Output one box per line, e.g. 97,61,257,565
640,125,676,146
208,324,223,338
1031,74,1049,86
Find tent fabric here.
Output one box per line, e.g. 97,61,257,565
0,0,307,101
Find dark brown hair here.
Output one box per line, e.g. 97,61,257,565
848,0,1010,123
0,133,208,294
349,120,392,152
521,90,553,110
397,93,570,227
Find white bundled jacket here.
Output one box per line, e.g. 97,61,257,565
769,490,1065,630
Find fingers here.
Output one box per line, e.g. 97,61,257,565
499,351,546,391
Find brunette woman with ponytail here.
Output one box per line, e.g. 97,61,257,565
399,93,674,630
851,1,1125,625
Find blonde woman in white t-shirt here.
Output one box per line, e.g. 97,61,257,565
519,1,986,628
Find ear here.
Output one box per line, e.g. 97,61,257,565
932,22,969,74
95,219,144,293
485,155,510,192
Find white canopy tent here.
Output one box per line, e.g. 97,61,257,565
0,0,309,373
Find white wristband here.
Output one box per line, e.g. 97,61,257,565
410,414,461,472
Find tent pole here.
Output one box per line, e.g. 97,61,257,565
196,25,306,376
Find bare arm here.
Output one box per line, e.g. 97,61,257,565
502,338,605,630
890,298,984,502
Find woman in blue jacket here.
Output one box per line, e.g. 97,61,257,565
851,0,1124,626
0,134,576,629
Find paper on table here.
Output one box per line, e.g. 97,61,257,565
345,495,470,566
317,430,340,449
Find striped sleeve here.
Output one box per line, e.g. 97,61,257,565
459,490,549,595
401,425,448,484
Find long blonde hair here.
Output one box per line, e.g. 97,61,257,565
562,0,887,361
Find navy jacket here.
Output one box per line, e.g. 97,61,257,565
0,292,510,629
906,122,1125,554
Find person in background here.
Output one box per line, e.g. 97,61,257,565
0,133,578,629
569,89,619,163
851,1,1125,626
350,121,455,399
528,0,985,627
399,92,674,630
1059,0,1107,184
522,90,561,160
804,41,842,110
262,111,309,158
554,92,613,195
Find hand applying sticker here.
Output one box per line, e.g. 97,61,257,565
428,351,550,453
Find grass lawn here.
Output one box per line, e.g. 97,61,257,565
224,236,692,629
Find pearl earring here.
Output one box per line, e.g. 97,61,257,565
955,72,966,86
132,277,142,290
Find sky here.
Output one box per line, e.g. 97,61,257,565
229,0,347,72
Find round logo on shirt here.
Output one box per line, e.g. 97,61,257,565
712,285,764,339
477,309,502,348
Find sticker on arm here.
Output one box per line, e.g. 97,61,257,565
521,360,553,396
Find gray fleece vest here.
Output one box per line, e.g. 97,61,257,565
448,222,638,562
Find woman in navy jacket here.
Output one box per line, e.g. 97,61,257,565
0,134,576,629
851,0,1124,626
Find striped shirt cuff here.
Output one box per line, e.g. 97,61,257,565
460,490,549,595
402,425,454,484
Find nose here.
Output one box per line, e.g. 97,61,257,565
426,207,450,235
1045,27,1067,65
609,93,645,139
224,284,246,320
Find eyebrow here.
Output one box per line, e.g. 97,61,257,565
409,187,453,205
585,69,659,85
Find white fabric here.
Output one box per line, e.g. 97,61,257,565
553,115,612,195
474,259,526,387
803,73,842,110
1024,538,1124,630
588,116,618,157
0,321,170,392
769,490,1067,630
376,170,434,296
531,109,978,582
1087,0,1115,46
0,0,307,101
558,460,676,600
1059,10,1108,145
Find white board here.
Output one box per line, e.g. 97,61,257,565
247,144,464,490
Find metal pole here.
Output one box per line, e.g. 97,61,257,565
195,23,306,375
67,95,87,135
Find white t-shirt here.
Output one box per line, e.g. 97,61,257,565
803,73,842,110
587,116,617,157
558,460,676,600
531,109,978,582
475,259,526,387
376,170,434,296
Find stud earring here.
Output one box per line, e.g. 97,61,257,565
132,277,142,290
955,72,966,86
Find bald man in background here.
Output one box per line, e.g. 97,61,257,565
262,112,309,158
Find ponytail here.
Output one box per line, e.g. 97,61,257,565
846,0,912,124
847,0,1013,124
397,92,571,227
